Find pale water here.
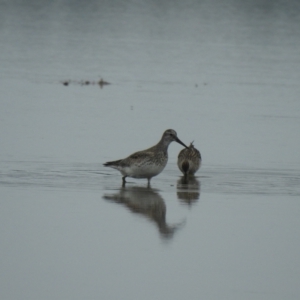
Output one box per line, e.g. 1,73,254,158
1,0,300,299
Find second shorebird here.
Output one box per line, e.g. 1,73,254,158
104,129,188,185
177,142,201,176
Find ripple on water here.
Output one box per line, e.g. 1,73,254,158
0,161,299,197
201,165,300,197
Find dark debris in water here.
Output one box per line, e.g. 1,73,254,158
61,78,110,88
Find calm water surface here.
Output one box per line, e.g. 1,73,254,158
1,0,300,299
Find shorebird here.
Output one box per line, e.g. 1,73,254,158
104,129,188,185
177,142,201,176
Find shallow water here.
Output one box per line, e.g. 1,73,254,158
1,0,300,299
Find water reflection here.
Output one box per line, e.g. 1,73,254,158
103,186,184,240
177,176,201,206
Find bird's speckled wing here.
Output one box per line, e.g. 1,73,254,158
121,149,167,167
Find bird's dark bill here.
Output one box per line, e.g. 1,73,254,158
175,137,188,148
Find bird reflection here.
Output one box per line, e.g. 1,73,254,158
177,176,201,206
103,186,184,240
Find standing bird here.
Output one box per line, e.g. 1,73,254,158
104,129,188,185
177,142,201,176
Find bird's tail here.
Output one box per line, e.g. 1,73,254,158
182,160,189,174
103,159,122,167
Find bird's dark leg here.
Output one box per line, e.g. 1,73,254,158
183,173,188,184
122,176,127,187
147,178,151,188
